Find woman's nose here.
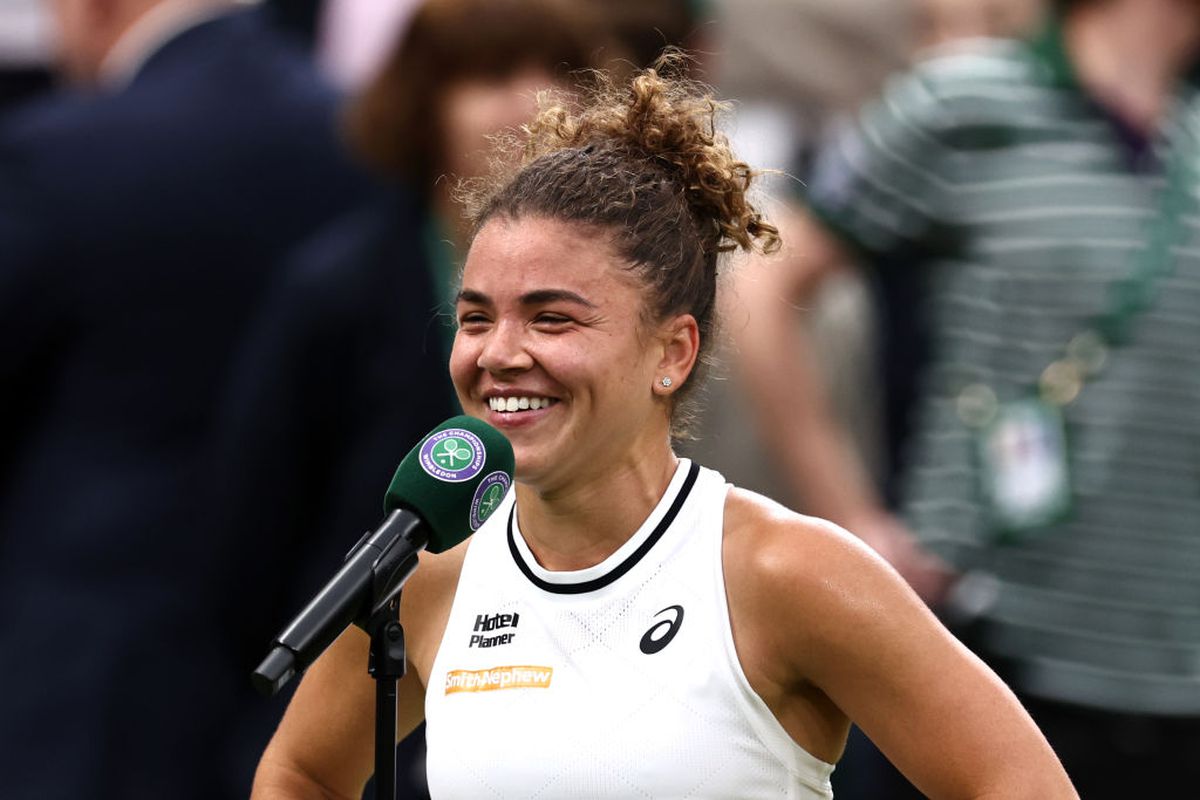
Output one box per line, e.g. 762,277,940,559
476,321,534,374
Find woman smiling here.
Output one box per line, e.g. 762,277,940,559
251,57,1077,800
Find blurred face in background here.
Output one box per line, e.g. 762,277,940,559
438,65,561,185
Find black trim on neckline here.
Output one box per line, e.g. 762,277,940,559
507,462,701,595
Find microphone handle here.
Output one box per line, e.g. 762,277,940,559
252,509,427,696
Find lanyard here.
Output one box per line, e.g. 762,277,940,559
958,117,1198,426
1040,124,1195,406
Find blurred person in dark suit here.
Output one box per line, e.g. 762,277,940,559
0,0,374,797
735,0,1200,796
213,184,455,797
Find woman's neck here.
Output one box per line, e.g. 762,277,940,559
513,446,680,572
1066,0,1200,133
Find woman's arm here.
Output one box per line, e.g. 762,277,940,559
251,625,422,799
723,489,1077,799
250,545,467,798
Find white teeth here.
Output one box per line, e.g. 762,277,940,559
489,396,555,412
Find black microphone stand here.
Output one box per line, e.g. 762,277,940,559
251,509,428,798
367,599,407,800
361,516,422,800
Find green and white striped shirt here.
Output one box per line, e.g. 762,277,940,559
807,25,1200,715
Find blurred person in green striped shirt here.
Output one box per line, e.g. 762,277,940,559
734,0,1200,796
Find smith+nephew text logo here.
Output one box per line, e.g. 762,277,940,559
444,665,553,695
469,471,511,529
419,428,486,483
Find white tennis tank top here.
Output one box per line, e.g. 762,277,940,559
424,459,836,798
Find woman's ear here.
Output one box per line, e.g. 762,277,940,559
653,313,700,395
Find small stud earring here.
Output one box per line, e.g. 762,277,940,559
660,377,673,388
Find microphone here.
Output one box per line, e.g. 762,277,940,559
251,415,514,696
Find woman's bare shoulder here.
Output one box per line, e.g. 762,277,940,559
722,486,887,587
720,487,922,663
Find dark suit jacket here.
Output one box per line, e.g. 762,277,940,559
0,9,375,798
213,190,454,795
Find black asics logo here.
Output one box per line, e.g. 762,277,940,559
639,605,684,654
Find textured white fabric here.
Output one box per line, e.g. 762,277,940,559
425,459,835,799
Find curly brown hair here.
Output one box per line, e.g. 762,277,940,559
462,53,780,438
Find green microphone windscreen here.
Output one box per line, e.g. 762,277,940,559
383,415,515,553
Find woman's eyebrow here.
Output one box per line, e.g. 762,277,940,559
519,289,596,308
456,288,596,308
456,288,491,305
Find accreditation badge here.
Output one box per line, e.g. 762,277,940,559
976,397,1072,541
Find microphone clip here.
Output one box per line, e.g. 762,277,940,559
355,509,422,630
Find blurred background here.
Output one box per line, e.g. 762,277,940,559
4,0,1197,798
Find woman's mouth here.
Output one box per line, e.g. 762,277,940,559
487,396,559,413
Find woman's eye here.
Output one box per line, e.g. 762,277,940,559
534,313,571,326
457,312,490,328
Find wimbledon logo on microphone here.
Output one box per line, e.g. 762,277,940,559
469,471,511,530
420,428,487,483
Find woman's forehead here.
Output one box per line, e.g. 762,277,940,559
460,216,640,294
